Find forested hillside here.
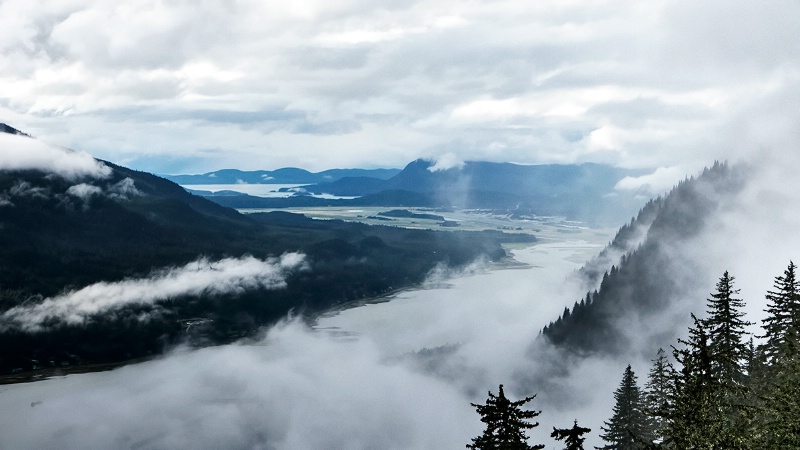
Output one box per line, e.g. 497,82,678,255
542,162,744,354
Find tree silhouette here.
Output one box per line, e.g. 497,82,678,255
598,365,653,449
551,420,591,450
467,384,545,449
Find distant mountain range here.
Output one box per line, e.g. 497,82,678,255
163,167,401,185
174,159,649,225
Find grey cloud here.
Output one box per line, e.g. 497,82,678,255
9,180,50,199
2,0,799,173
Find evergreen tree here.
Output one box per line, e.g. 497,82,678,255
760,261,800,363
757,262,800,448
759,333,800,449
663,314,722,448
702,272,753,447
551,420,591,450
664,312,752,449
702,271,751,390
598,365,653,449
467,384,545,450
643,348,671,442
736,337,768,448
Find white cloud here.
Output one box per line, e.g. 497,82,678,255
0,0,797,173
66,182,103,200
614,166,690,197
0,253,307,332
0,132,111,179
427,152,465,172
107,177,141,199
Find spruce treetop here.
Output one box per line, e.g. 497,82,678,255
467,384,545,450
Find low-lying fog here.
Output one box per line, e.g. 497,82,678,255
0,234,629,449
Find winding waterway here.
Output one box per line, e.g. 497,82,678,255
0,231,615,449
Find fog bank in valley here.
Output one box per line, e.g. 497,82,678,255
1,240,623,449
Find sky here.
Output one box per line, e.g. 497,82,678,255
1,0,798,176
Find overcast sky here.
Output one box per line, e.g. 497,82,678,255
1,0,798,175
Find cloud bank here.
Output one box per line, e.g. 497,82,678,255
0,132,111,180
0,0,797,173
0,253,307,332
0,321,477,450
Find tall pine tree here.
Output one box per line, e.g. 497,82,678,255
643,348,671,442
757,262,800,448
467,384,545,450
664,314,723,448
598,365,653,449
703,271,752,447
703,271,751,390
760,261,800,363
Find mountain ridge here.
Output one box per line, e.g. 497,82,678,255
541,161,743,354
163,167,402,185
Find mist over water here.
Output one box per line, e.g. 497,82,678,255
0,236,626,449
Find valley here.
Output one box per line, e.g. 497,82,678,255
0,228,615,449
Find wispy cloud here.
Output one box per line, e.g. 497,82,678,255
614,166,690,198
427,153,465,172
0,253,307,332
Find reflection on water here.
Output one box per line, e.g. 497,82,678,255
181,183,358,199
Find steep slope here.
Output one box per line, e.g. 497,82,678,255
541,162,743,354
